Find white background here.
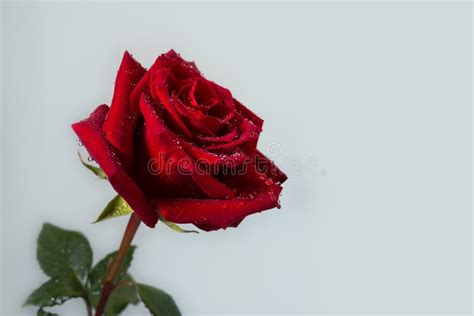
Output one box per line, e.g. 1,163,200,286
1,1,472,315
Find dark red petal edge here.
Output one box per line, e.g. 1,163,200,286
150,68,194,139
234,98,264,128
154,183,282,231
102,51,146,170
72,104,158,227
255,150,288,184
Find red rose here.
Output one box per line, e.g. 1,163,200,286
72,50,287,231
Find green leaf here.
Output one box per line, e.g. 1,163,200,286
136,283,181,316
88,246,136,307
24,277,84,307
37,308,58,316
78,152,107,179
94,195,133,223
37,223,93,281
104,275,140,315
160,216,198,234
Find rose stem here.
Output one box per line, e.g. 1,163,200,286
95,213,141,316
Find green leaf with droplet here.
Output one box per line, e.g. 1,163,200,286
160,216,198,234
78,152,107,179
88,246,136,307
136,283,181,316
37,308,58,316
24,277,84,307
37,223,93,282
104,275,140,315
94,195,133,223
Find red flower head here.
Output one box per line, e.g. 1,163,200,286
72,50,287,231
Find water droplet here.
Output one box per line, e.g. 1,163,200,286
87,156,94,162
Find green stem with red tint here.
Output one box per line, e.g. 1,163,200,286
94,213,141,316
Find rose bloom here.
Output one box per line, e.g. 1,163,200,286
72,50,286,231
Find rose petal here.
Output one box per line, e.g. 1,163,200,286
130,73,153,117
150,68,194,139
155,183,282,231
204,82,235,119
155,161,284,231
234,98,263,128
102,51,146,169
209,82,234,108
255,150,288,184
196,129,238,145
139,94,236,199
194,79,221,105
160,49,201,79
205,118,261,153
174,97,224,135
72,104,158,227
129,49,199,120
187,80,199,106
179,139,249,170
